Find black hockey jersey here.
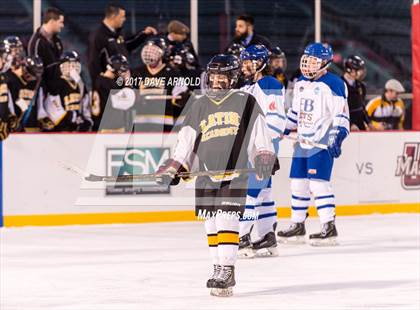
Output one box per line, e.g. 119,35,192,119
92,74,132,131
0,73,10,121
43,77,92,131
342,76,370,130
132,64,188,132
4,70,43,130
172,90,273,183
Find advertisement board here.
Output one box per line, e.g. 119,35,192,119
1,131,419,227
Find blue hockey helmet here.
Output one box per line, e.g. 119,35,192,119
240,44,269,79
240,44,269,63
300,42,333,79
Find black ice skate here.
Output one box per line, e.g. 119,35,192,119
210,265,235,297
309,220,338,246
206,264,221,288
252,232,278,257
238,233,255,259
277,222,306,244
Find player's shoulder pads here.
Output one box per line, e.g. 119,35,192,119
318,72,347,98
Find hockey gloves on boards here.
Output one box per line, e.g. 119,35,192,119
327,126,348,158
156,159,189,186
254,151,279,180
0,119,9,141
0,115,19,141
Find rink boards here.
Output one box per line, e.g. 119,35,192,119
0,131,419,227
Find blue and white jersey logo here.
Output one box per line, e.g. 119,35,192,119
300,98,314,112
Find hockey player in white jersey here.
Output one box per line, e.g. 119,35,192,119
277,43,350,246
238,45,286,257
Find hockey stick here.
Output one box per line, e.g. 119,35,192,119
59,161,255,183
284,134,329,150
143,95,182,100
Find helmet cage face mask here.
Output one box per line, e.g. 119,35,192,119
300,54,328,79
141,44,163,67
60,61,81,79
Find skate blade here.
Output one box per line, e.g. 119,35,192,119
277,235,306,244
309,237,338,247
254,246,278,257
238,248,255,259
210,287,233,297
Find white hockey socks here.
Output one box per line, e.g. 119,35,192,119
205,217,219,265
310,180,336,224
290,178,311,223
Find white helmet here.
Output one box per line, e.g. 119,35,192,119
385,79,405,93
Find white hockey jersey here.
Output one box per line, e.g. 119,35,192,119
286,72,350,149
240,76,286,142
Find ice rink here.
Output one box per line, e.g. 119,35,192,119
1,214,419,310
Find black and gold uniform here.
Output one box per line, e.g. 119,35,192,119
92,74,133,132
44,77,92,132
91,54,133,132
0,73,15,140
4,70,43,131
132,64,188,132
366,95,405,130
156,54,277,296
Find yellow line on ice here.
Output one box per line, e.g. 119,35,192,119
3,203,419,227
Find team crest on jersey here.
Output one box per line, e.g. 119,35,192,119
314,87,320,95
299,86,304,92
199,111,240,142
269,101,277,111
395,143,420,190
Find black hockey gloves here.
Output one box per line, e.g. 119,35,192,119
156,159,189,186
254,151,279,180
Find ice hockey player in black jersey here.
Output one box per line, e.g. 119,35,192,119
0,42,18,140
156,54,278,297
92,54,134,132
5,55,47,131
43,51,92,132
132,37,189,132
342,55,371,131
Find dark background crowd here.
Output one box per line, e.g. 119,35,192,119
0,0,413,138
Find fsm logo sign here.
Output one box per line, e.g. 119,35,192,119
106,147,170,195
395,143,420,190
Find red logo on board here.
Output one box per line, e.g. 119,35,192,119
395,143,420,190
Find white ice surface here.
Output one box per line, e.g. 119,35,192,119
1,214,419,310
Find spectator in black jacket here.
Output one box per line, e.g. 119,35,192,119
27,7,64,91
225,14,271,52
87,3,157,84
